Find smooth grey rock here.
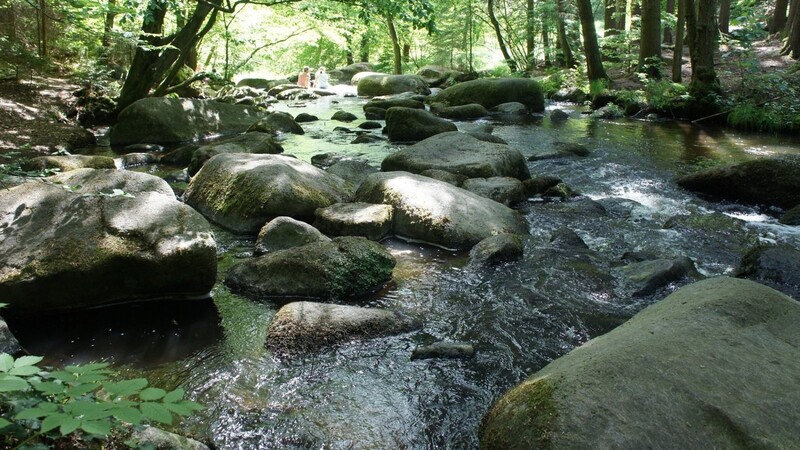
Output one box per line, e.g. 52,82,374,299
225,236,395,301
419,169,467,187
129,426,209,450
331,111,358,122
411,342,475,360
255,216,330,256
364,107,387,120
489,102,529,115
333,62,373,83
618,256,703,297
247,111,304,135
355,73,431,97
382,132,530,180
0,316,22,355
462,177,527,206
779,205,800,225
467,234,524,267
266,301,418,353
314,202,393,241
358,121,383,130
385,107,457,142
549,228,589,250
481,277,800,449
110,98,266,145
436,104,489,120
294,113,319,123
355,172,529,250
187,132,284,176
523,176,562,196
416,65,463,86
429,78,544,111
23,155,115,172
363,97,425,111
736,244,800,299
184,154,353,234
0,169,216,313
551,88,587,103
326,159,378,190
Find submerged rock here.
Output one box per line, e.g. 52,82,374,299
382,132,530,181
355,172,529,250
128,426,209,450
255,216,330,256
247,111,305,135
184,154,352,234
618,256,703,297
384,107,457,142
481,277,800,449
467,234,524,267
266,301,418,354
225,236,395,301
0,169,217,313
411,342,475,360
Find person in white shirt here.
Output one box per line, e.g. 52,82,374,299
314,66,330,89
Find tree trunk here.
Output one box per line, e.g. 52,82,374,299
359,32,369,62
719,0,730,33
556,0,575,68
771,0,789,33
526,0,536,70
542,24,553,66
576,0,609,81
664,0,675,44
615,0,626,30
116,0,167,112
672,0,685,82
785,0,800,58
488,0,518,71
102,0,117,48
639,0,662,77
686,0,720,97
402,43,411,62
605,0,617,36
37,0,47,58
387,16,402,74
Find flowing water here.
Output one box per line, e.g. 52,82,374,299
10,86,800,449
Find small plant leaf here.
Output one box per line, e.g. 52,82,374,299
50,370,76,383
31,381,65,394
103,378,148,397
139,402,173,425
162,388,184,403
10,365,41,376
66,363,109,374
75,373,109,383
13,355,43,368
0,353,13,372
0,417,11,429
138,387,166,401
0,375,29,392
67,383,99,397
40,413,71,433
15,407,52,420
59,417,81,435
80,419,111,436
65,401,112,420
163,400,203,416
110,406,143,424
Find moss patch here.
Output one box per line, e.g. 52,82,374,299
480,377,558,450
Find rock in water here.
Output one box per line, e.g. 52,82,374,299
481,277,800,449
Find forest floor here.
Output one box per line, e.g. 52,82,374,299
0,37,796,163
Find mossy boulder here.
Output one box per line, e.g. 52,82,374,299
184,153,353,234
314,202,394,241
355,171,529,250
677,155,800,209
617,256,704,297
0,169,217,313
382,132,530,181
462,177,527,206
110,98,267,146
266,301,418,354
187,132,284,176
355,73,431,97
23,155,116,172
736,244,800,299
435,104,489,120
384,107,457,142
481,277,800,449
429,78,544,112
225,236,395,301
254,216,330,256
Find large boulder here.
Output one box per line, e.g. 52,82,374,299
356,73,431,97
363,97,426,111
23,155,116,172
677,155,800,209
332,62,373,83
187,132,283,176
266,301,418,354
225,236,395,301
481,277,800,449
429,78,544,112
184,154,353,234
247,111,304,135
236,77,288,90
736,244,800,299
381,132,530,181
355,172,529,250
416,65,462,87
0,169,217,313
462,177,527,206
314,202,394,241
110,98,266,146
385,107,457,142
254,216,331,256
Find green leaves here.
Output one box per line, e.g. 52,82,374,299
0,352,203,446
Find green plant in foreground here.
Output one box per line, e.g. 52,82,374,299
0,352,203,449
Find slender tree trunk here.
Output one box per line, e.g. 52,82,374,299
686,0,720,97
556,0,575,67
639,0,662,77
672,0,685,82
526,0,536,70
784,0,800,58
718,0,730,33
488,0,518,71
604,0,617,36
37,0,47,57
771,0,789,33
542,24,552,66
664,0,675,44
116,0,167,112
576,0,609,81
102,0,117,48
615,0,626,30
387,17,402,74
359,32,369,62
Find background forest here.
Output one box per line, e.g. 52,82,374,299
0,0,799,132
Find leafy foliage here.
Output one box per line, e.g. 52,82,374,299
0,352,203,449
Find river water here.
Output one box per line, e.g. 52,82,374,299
12,86,800,449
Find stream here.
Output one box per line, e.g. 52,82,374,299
9,86,800,449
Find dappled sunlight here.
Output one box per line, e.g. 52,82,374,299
0,98,40,120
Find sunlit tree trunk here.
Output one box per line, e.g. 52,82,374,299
556,0,575,67
686,0,720,97
387,16,402,74
37,0,47,57
639,0,661,77
526,0,535,70
784,0,800,58
576,0,608,81
672,0,685,82
718,0,730,33
542,24,553,66
604,0,617,36
771,0,789,33
488,0,518,71
102,0,117,48
359,32,369,62
615,0,626,30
